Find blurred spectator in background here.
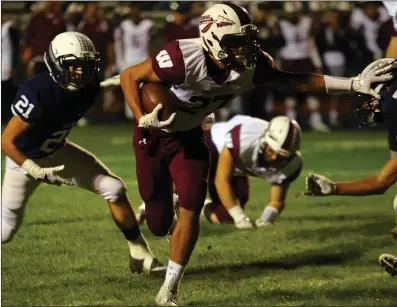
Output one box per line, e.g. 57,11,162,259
65,2,84,32
189,1,206,27
316,9,352,127
381,1,397,58
22,1,66,77
77,2,114,80
350,1,389,65
163,1,199,43
114,1,154,120
112,3,131,73
77,2,114,125
254,2,285,59
2,17,21,121
241,2,285,121
279,1,329,132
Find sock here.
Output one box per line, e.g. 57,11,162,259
228,205,247,223
163,260,186,292
259,206,279,224
201,199,212,216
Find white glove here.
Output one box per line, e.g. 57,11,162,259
100,74,120,90
21,159,74,186
352,58,397,99
138,104,177,129
303,173,336,196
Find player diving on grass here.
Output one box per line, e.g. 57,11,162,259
1,32,165,275
201,115,302,229
120,3,396,305
301,75,397,278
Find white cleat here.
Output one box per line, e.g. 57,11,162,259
156,285,178,306
235,217,254,229
255,218,273,228
310,120,331,133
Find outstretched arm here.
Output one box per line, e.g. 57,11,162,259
303,156,397,197
257,54,396,99
337,156,397,196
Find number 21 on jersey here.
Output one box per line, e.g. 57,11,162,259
13,95,35,119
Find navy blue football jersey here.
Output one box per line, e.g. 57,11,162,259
382,80,397,151
11,72,100,158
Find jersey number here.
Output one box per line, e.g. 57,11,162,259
156,50,174,68
179,94,233,114
14,95,35,119
40,129,70,154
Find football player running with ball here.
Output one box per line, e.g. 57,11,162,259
1,32,165,274
203,115,302,229
302,77,397,278
120,3,395,305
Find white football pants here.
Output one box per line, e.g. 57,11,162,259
2,141,125,243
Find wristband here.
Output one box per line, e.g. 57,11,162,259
324,75,353,93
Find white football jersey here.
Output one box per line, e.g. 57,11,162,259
119,18,153,69
152,38,274,132
349,7,389,54
279,16,312,60
383,1,397,32
210,115,302,184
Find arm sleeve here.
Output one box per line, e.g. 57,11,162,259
10,85,43,124
152,40,186,85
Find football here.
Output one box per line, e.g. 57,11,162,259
141,83,180,121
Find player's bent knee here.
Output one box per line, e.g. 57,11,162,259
145,201,174,237
1,207,21,244
2,224,15,244
146,217,173,237
94,175,126,203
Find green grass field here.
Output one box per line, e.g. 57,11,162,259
2,124,397,306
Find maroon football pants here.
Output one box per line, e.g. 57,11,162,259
133,124,209,237
204,129,250,224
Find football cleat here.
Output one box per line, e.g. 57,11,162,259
255,218,273,228
129,256,167,276
235,217,254,229
379,253,397,277
201,199,214,223
155,285,178,306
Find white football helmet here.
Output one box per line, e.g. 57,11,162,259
44,32,100,91
261,116,302,158
199,3,260,71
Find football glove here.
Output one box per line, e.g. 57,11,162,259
21,159,74,186
138,104,177,129
352,58,397,99
303,173,337,196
